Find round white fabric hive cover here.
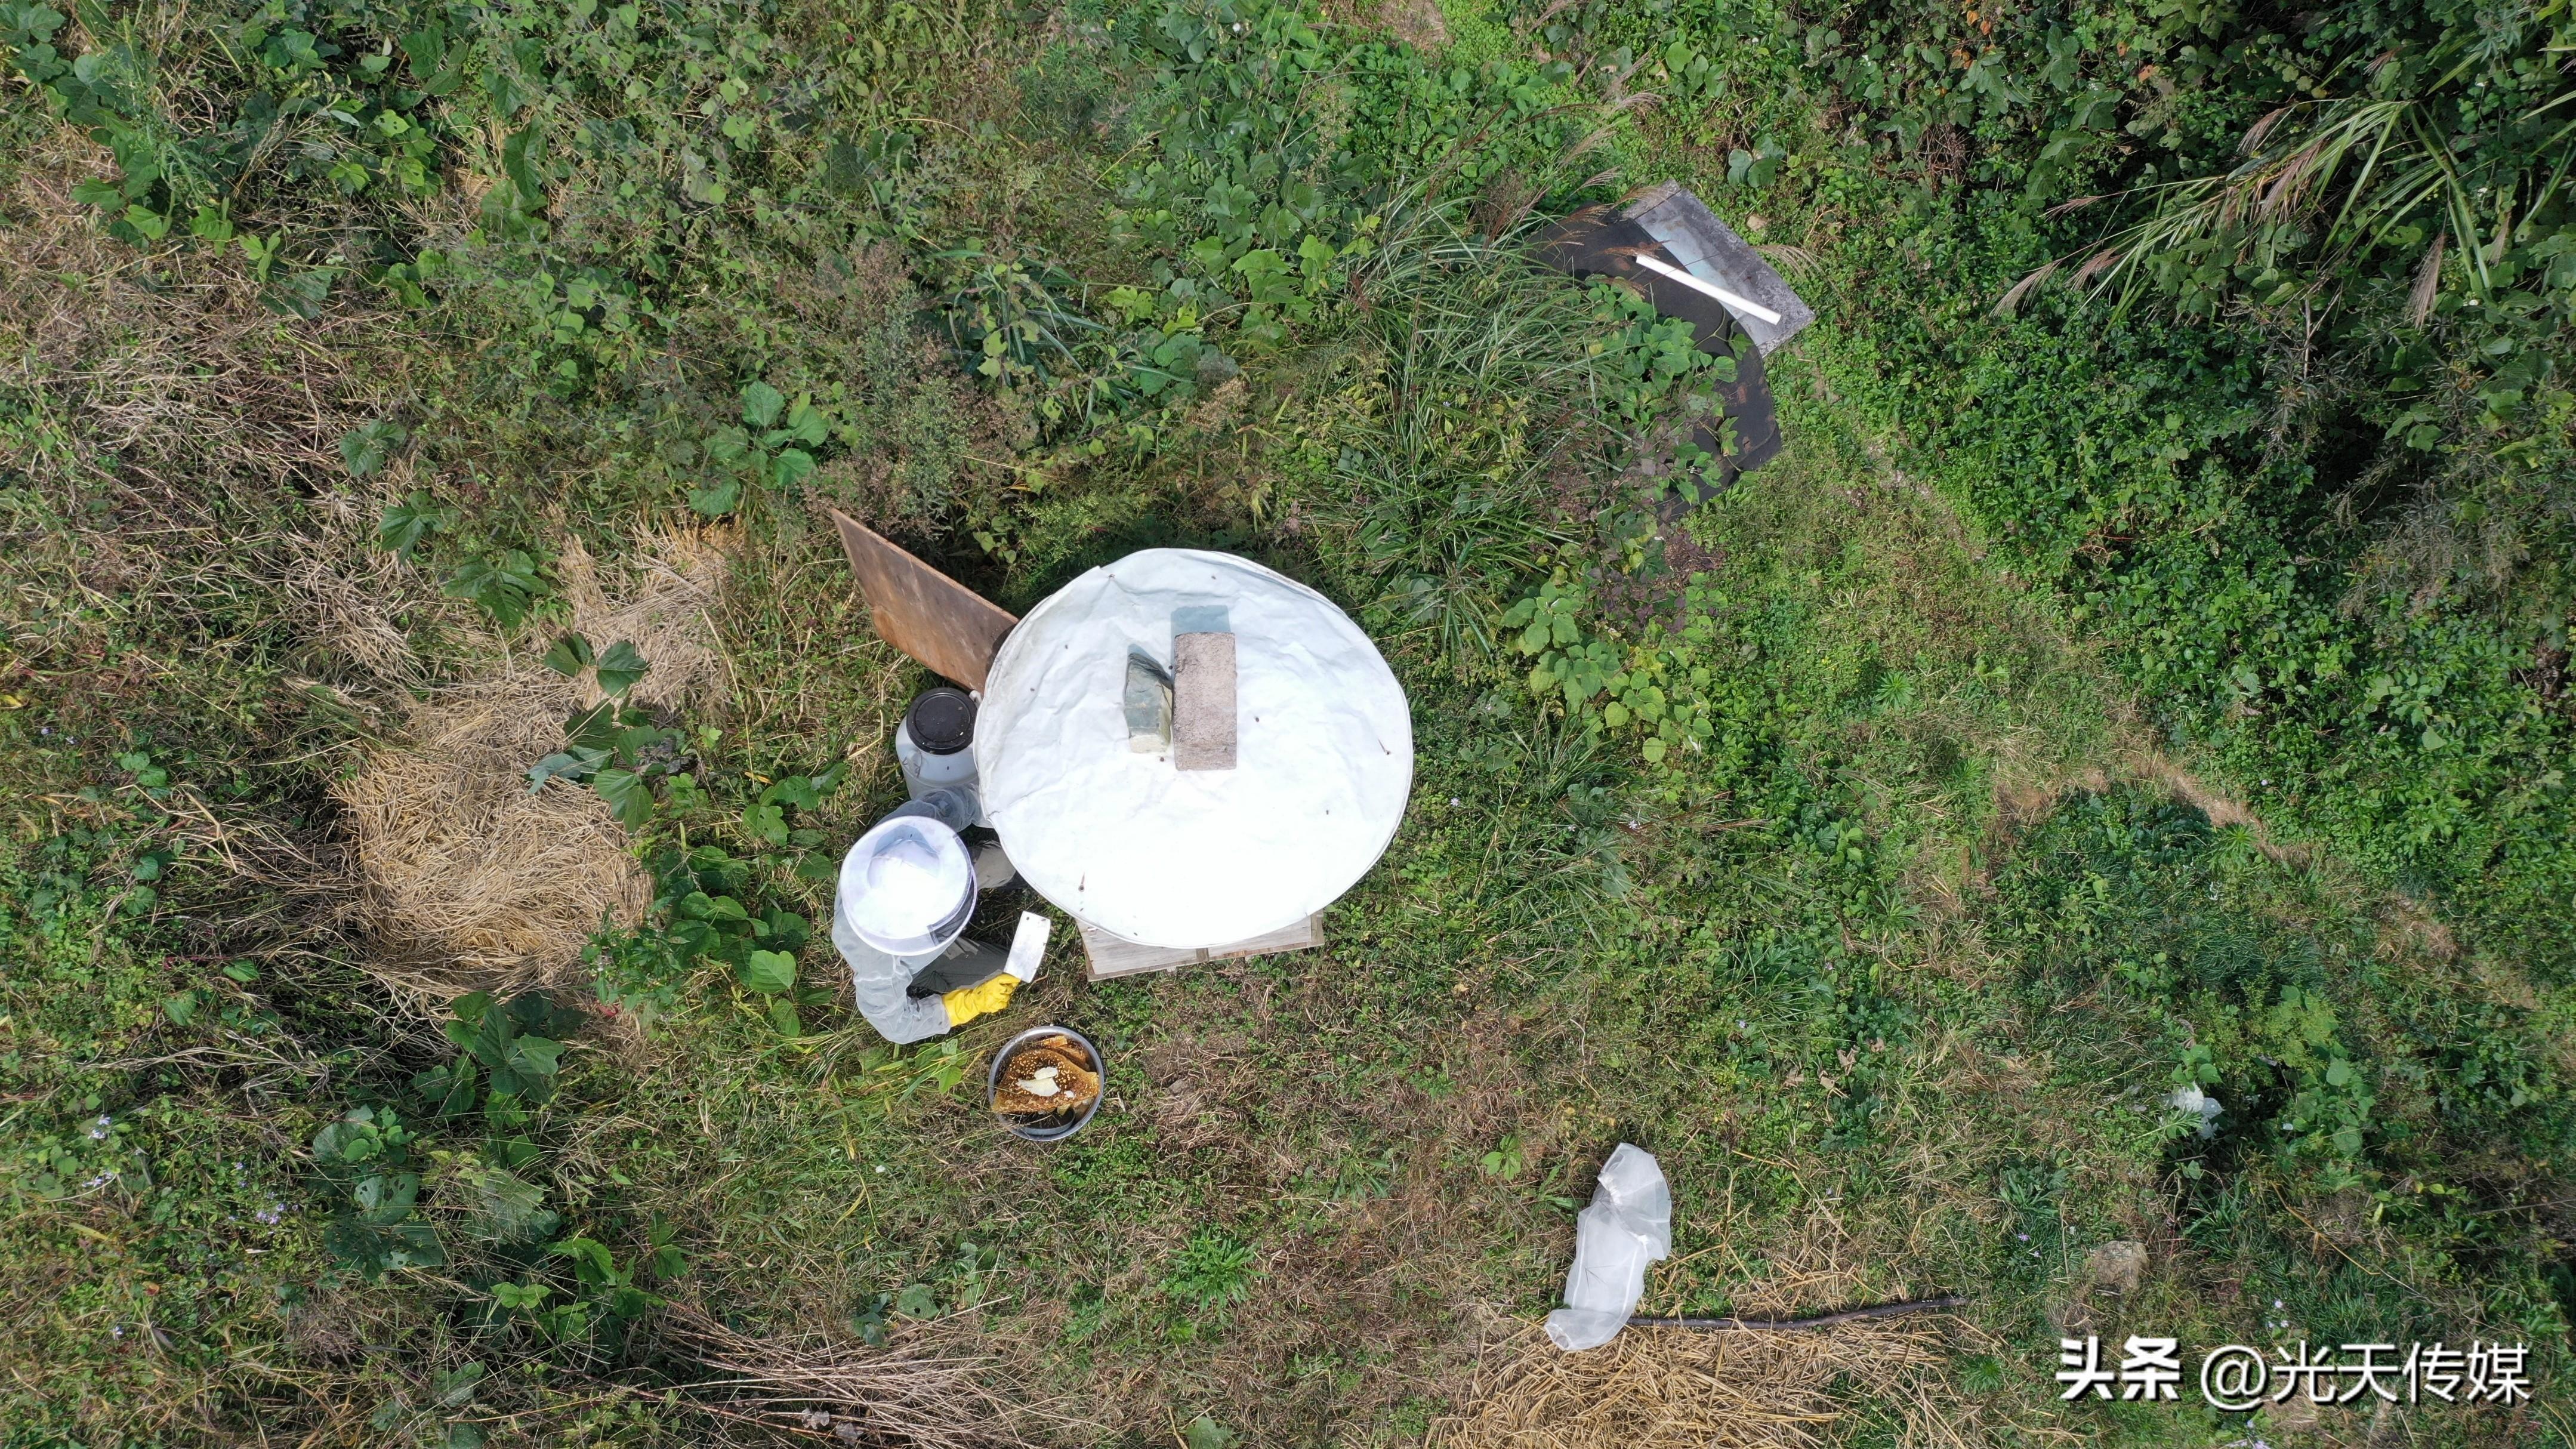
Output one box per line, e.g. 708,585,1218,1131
977,548,1413,948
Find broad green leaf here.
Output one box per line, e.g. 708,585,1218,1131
442,551,545,629
340,420,408,478
760,774,822,809
542,633,594,677
688,478,741,517
594,640,649,696
509,1034,564,1077
490,1281,551,1311
413,1059,479,1117
459,1165,557,1243
682,891,749,923
379,491,453,554
769,447,816,488
592,767,654,828
500,125,543,205
526,746,607,791
325,1214,445,1278
562,701,620,751
548,1235,618,1282
352,1170,421,1214
702,425,752,465
784,396,829,445
741,948,797,994
739,380,785,427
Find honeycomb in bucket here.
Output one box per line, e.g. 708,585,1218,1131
994,1035,1099,1117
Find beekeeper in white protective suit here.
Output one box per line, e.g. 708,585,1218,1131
832,547,1414,1037
829,688,1047,1044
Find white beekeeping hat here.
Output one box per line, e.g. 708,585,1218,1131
837,815,976,957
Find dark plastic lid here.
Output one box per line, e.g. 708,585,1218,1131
904,687,977,756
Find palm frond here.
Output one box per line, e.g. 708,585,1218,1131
2000,46,2576,319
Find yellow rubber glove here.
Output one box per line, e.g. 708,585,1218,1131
940,972,1019,1029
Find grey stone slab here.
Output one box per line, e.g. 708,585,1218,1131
1624,183,1815,356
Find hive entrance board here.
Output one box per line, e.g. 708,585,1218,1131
826,509,1017,690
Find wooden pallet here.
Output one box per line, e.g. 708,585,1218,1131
1077,914,1324,981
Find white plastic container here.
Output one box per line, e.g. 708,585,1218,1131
894,687,989,826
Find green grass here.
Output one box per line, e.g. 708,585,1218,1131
4,0,2573,1443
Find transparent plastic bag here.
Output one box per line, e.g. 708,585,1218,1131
1544,1143,1671,1352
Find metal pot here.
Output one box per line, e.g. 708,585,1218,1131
988,1025,1106,1143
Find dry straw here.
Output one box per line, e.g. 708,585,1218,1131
656,1304,1056,1449
1430,1313,1958,1449
1433,1204,1997,1449
333,529,730,1004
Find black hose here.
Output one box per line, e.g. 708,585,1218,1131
1627,1294,1967,1331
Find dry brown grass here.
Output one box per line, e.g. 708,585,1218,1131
559,528,738,710
656,1303,1063,1449
1433,1209,2000,1449
334,666,646,1000
1430,1315,1953,1449
331,528,732,1004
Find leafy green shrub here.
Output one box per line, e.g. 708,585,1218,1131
312,1104,446,1278
1514,0,2576,980
1992,787,2573,1206
523,665,850,1031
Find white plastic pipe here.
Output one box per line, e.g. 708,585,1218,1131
1630,254,1785,327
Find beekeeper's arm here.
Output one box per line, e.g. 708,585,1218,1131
829,910,955,1045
